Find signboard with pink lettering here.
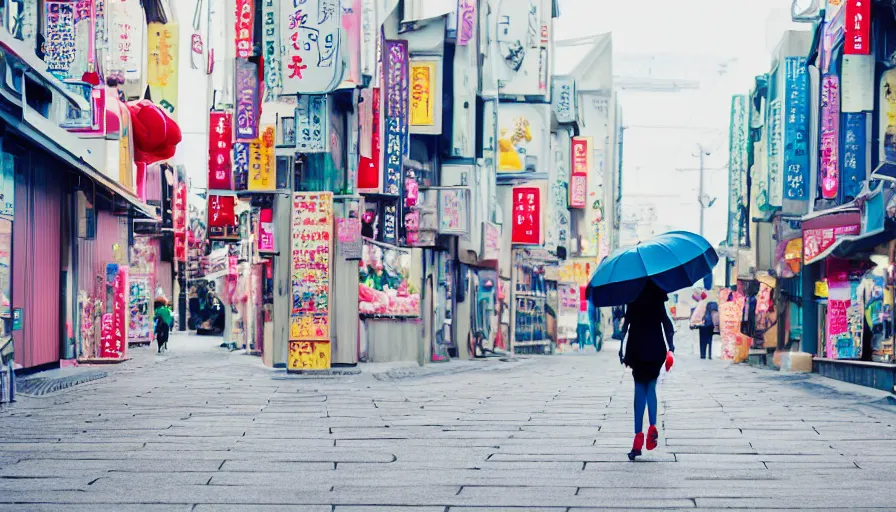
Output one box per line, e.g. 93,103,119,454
279,0,343,95
456,0,476,46
258,207,275,253
235,0,255,59
100,264,128,360
108,0,144,79
820,75,840,199
382,39,409,197
803,224,860,264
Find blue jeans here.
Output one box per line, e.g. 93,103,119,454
634,379,658,434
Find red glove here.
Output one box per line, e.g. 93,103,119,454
665,351,675,372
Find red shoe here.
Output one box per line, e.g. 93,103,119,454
646,425,659,450
627,432,644,461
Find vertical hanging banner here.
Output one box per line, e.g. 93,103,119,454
360,0,378,81
456,0,476,46
767,99,783,208
233,142,250,191
207,195,238,240
295,95,328,153
95,0,106,59
382,39,409,196
821,75,841,199
409,58,439,133
552,77,575,124
279,0,343,94
357,87,381,192
844,0,871,55
173,169,188,262
258,207,276,253
290,192,333,342
147,23,180,120
262,0,282,96
235,0,255,59
842,54,875,113
107,0,144,79
511,185,544,245
728,95,748,245
382,202,398,245
784,58,810,201
342,0,362,85
569,136,590,209
248,125,276,191
208,112,233,190
100,264,128,360
44,2,76,78
70,1,94,80
842,113,868,200
234,59,260,142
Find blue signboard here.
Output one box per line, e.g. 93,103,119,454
842,112,867,201
784,57,810,201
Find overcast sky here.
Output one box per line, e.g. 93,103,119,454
555,0,807,246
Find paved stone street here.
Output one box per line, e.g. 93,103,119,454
2,330,896,511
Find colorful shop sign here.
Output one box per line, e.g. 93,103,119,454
382,39,409,196
337,217,362,259
842,113,868,200
784,58,810,201
279,0,343,94
128,274,153,344
248,125,276,191
208,194,238,241
235,0,255,59
820,74,840,200
262,0,282,95
498,103,550,173
438,189,469,235
100,264,128,360
844,0,871,55
482,221,501,262
357,87,381,192
235,58,260,142
409,58,440,133
295,94,328,153
108,0,144,79
456,0,476,45
290,192,333,341
288,340,331,371
359,239,420,317
147,23,179,119
570,136,590,208
511,185,544,245
728,95,749,244
208,112,233,190
803,223,861,264
44,2,76,78
258,207,276,253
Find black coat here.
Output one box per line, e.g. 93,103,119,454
618,283,675,382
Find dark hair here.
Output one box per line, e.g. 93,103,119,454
625,281,668,321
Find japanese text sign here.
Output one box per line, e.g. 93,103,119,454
409,60,436,127
290,192,333,341
570,136,590,209
784,58,810,201
767,99,783,208
337,217,362,259
258,207,275,253
821,75,840,199
382,40,409,196
147,23,179,119
552,77,575,124
511,186,543,245
288,340,331,370
108,0,144,79
842,113,867,200
248,125,276,191
844,0,870,55
456,0,476,45
280,0,343,94
44,2,76,77
208,112,233,190
235,58,260,142
803,224,860,264
295,95,328,153
235,0,255,59
208,195,236,229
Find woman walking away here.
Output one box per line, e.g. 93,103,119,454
154,296,174,353
618,281,675,461
699,301,720,359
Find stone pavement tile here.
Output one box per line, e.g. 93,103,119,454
0,459,224,476
193,507,330,512
335,508,446,512
448,508,565,512
457,486,577,499
0,506,192,512
696,496,896,509
220,461,336,472
489,453,676,463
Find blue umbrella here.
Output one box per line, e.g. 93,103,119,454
588,231,719,307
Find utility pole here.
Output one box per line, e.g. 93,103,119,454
697,145,706,237
675,144,723,238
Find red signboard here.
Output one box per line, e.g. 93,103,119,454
511,186,543,245
258,207,275,253
844,0,870,55
803,224,860,264
100,265,128,360
208,112,233,190
235,0,255,59
570,136,590,209
173,180,188,262
358,88,381,191
208,195,236,228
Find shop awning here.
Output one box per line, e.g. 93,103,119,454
802,182,889,263
831,222,896,258
0,30,157,220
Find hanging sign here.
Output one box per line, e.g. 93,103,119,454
100,264,128,360
128,274,153,344
359,239,420,317
803,224,860,264
482,221,501,262
235,0,255,59
570,136,590,209
208,194,237,231
784,58,810,201
279,0,343,95
147,23,180,119
290,192,333,341
844,0,870,55
820,75,840,200
233,142,249,191
248,125,276,191
360,0,377,80
235,58,260,142
208,112,233,190
438,189,469,235
262,0,282,95
842,112,868,200
358,87,381,192
342,0,362,85
552,77,575,124
44,2,76,78
108,0,144,79
842,54,875,113
767,99,783,208
456,0,476,46
382,40,409,196
728,95,748,245
337,217,362,259
382,202,398,245
295,95,328,153
173,173,188,262
409,59,436,128
511,186,543,245
258,207,275,253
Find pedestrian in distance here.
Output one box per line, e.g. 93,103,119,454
154,296,174,353
618,281,675,461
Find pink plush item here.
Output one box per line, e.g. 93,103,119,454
126,100,183,164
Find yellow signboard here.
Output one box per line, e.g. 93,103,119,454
815,280,829,298
409,60,436,126
248,125,276,191
147,22,179,120
558,258,600,287
118,106,134,192
288,340,331,371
